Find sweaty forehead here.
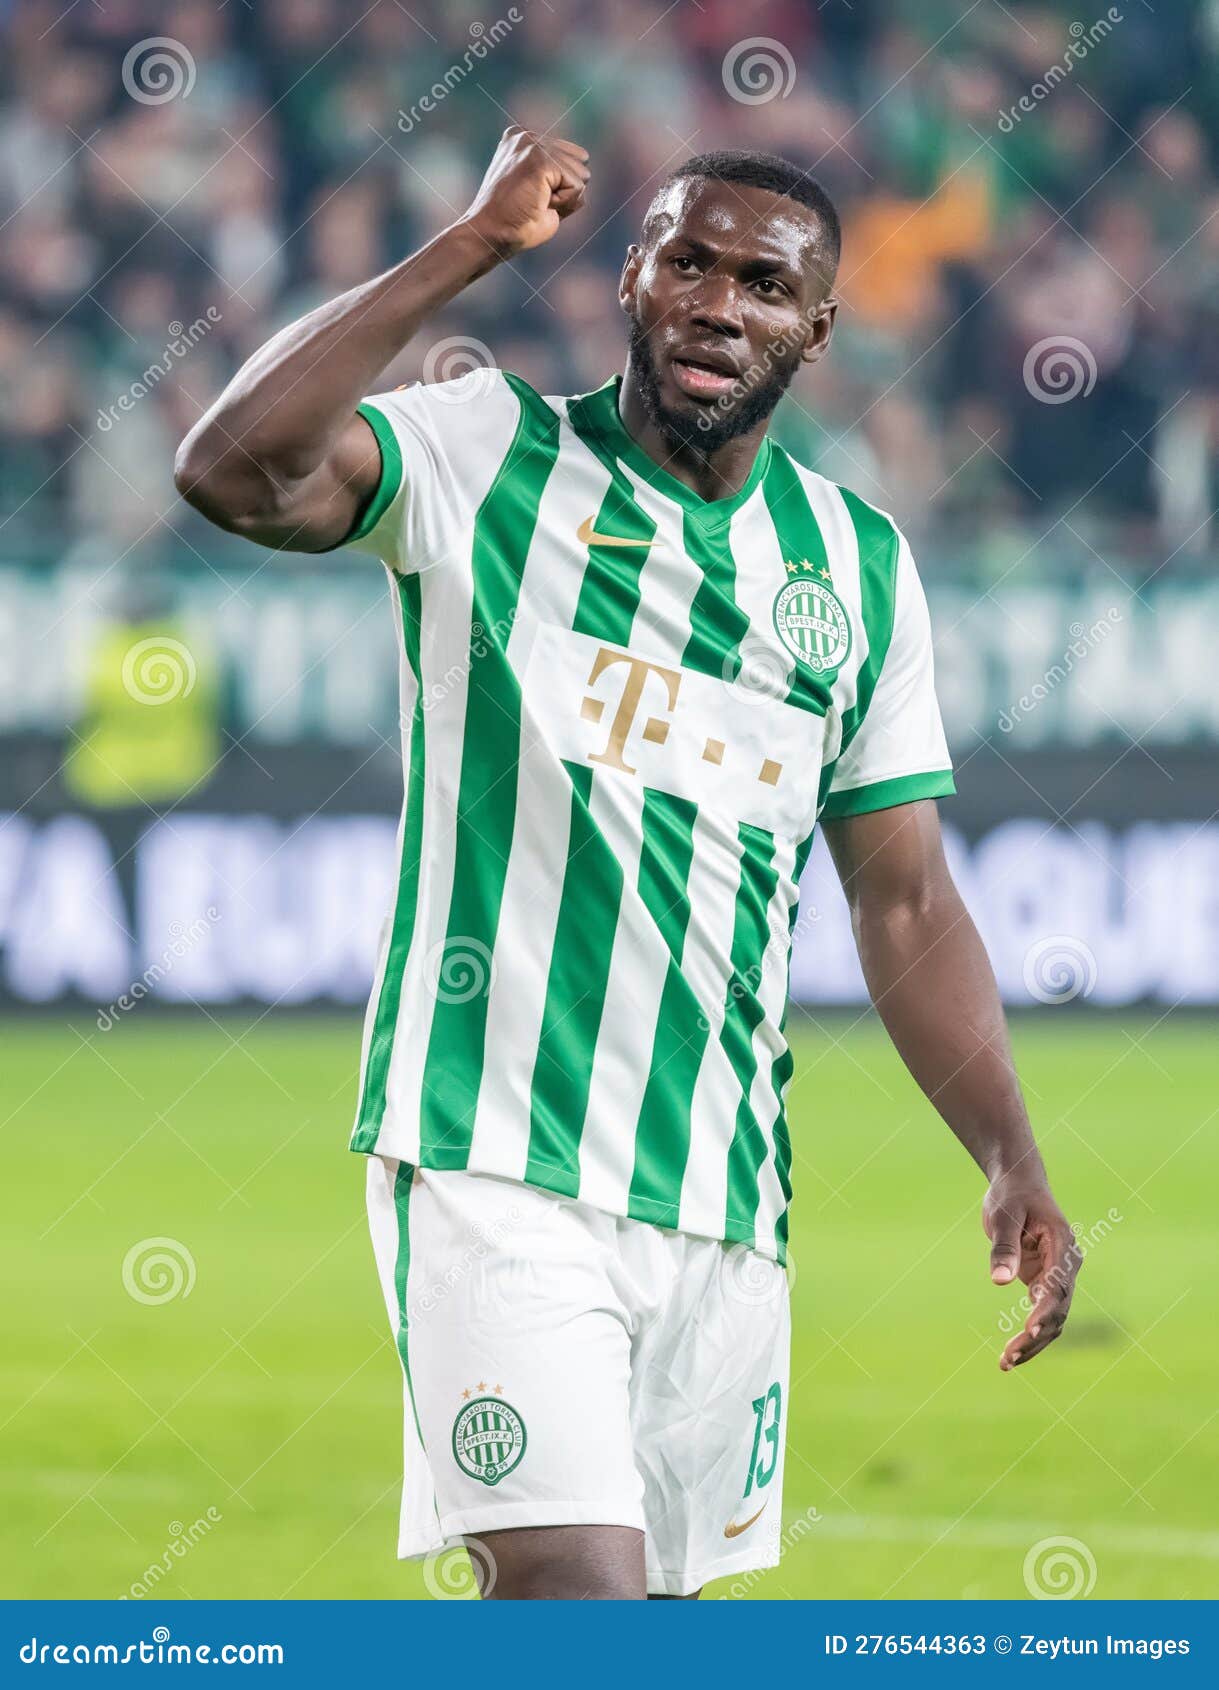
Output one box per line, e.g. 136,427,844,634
644,176,825,274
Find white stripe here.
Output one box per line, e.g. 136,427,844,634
574,468,705,1212
363,1156,444,1552
791,466,867,781
615,465,705,660
376,388,523,1160
378,555,476,1158
469,412,613,1179
351,568,415,1141
717,496,802,1244
675,809,748,1241
743,834,800,1248
574,775,654,1212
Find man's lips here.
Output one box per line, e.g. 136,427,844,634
670,353,740,401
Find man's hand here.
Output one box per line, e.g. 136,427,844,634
175,126,589,552
984,1173,1082,1371
824,804,1086,1379
462,125,590,259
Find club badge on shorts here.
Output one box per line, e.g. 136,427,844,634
772,564,852,675
452,1392,527,1486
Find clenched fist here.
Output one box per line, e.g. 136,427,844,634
462,126,590,258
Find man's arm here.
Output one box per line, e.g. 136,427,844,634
173,127,589,552
823,799,1082,1370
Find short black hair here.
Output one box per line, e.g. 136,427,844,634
646,149,841,276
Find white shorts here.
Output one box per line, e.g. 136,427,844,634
365,1157,790,1597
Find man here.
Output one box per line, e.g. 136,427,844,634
176,129,1080,1601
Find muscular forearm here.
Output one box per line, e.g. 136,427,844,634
173,125,590,550
827,801,1080,1366
174,220,495,534
852,884,1043,1183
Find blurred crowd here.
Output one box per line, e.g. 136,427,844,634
1,0,1216,579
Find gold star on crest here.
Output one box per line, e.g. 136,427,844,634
784,560,801,575
477,1380,487,1392
461,1387,471,1400
818,566,832,581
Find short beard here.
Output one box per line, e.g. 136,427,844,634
627,318,799,456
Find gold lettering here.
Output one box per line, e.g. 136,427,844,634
583,647,681,774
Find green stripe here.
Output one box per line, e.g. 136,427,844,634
525,762,623,1192
577,377,771,517
418,376,561,1166
763,446,830,577
836,488,901,758
348,401,404,544
768,825,818,1257
681,509,751,681
566,393,657,643
774,1206,791,1259
624,499,752,1222
821,768,956,819
721,825,781,1247
761,448,838,718
351,572,425,1152
391,1162,428,1450
521,391,658,1189
627,791,703,1226
815,488,901,812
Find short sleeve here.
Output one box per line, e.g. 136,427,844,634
821,531,955,819
343,370,523,571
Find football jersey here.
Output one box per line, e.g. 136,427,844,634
347,371,953,1262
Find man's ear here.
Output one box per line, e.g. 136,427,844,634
619,244,642,315
800,294,838,366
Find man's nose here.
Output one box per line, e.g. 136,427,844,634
685,275,746,337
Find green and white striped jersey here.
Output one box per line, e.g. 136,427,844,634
347,371,953,1262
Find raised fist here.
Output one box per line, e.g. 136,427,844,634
463,125,590,258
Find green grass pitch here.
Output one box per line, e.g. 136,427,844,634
2,1012,1214,1600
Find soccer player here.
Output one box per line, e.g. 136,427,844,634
176,129,1081,1600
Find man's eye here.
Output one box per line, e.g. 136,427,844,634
671,255,697,272
754,278,784,297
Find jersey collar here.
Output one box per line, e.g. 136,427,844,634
579,376,771,521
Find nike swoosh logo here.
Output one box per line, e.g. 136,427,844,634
577,516,658,549
723,1500,768,1540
